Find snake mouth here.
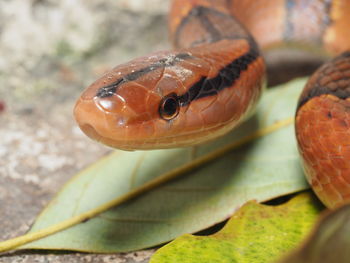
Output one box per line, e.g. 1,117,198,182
79,123,103,144
77,119,235,151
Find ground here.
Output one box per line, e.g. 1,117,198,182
0,0,169,262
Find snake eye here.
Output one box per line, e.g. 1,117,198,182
159,93,180,120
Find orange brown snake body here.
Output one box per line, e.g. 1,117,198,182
74,0,350,208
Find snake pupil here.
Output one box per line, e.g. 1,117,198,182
159,93,180,120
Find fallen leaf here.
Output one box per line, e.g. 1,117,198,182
150,193,323,263
19,79,310,253
280,204,350,263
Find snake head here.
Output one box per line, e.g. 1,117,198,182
74,42,264,150
74,51,216,150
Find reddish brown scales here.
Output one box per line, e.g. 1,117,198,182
169,0,231,39
296,53,350,208
296,95,350,208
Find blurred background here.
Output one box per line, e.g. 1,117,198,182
0,0,169,111
0,1,170,262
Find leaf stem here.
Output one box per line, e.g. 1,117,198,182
0,116,294,253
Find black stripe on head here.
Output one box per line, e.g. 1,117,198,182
297,51,350,110
178,40,260,106
96,53,192,98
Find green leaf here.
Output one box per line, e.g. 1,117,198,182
150,193,323,263
21,79,309,253
280,204,350,263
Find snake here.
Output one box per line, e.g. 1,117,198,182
74,0,350,209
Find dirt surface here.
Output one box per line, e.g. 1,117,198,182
0,0,169,262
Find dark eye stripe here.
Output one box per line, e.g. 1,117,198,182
178,40,259,106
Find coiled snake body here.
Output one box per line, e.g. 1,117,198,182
74,0,350,208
